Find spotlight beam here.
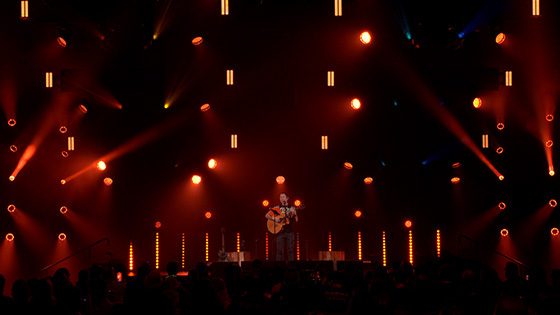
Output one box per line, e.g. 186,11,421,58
391,53,503,179
63,107,191,183
459,0,511,38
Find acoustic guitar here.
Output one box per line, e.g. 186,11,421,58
267,205,305,234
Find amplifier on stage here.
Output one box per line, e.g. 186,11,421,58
227,251,250,266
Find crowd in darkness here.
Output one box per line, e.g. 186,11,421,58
1,252,560,315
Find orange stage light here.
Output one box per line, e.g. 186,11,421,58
549,199,557,207
451,177,460,184
351,98,361,110
20,1,29,19
499,202,506,210
192,37,203,45
472,98,482,108
205,212,212,219
276,176,285,184
495,33,506,44
9,176,15,181
192,175,201,184
208,158,217,169
404,220,412,228
155,221,162,229
200,103,210,112
294,199,302,207
10,145,17,152
499,175,505,181
496,147,504,154
354,210,362,218
546,114,554,122
546,140,553,147
103,177,113,186
8,119,16,127
59,126,67,133
79,104,88,113
59,206,68,214
552,228,559,236
497,123,505,130
358,231,362,260
58,233,67,241
7,204,16,213
360,32,371,44
61,179,66,185
61,151,69,157
96,161,107,171
262,200,269,207
382,231,387,267
57,37,67,47
344,162,353,169
500,229,509,237
6,233,15,241
452,162,461,168
550,170,555,176
155,232,160,269
364,177,373,184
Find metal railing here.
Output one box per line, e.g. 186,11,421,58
40,238,109,276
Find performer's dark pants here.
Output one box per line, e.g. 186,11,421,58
276,231,294,261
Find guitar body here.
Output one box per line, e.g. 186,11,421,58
267,205,304,234
267,216,289,234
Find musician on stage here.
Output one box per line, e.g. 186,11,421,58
265,192,298,261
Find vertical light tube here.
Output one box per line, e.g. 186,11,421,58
296,232,300,261
408,230,414,265
265,232,269,260
205,232,209,262
181,233,185,269
237,232,240,252
155,232,160,269
358,231,362,260
436,230,441,258
129,242,134,271
221,0,229,15
382,231,387,267
327,71,335,86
